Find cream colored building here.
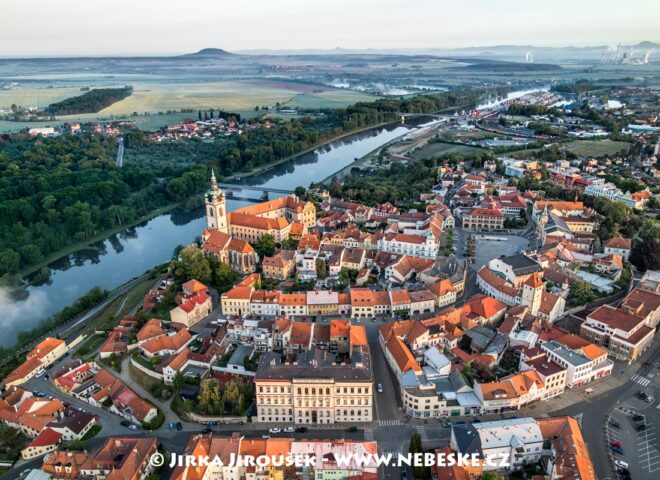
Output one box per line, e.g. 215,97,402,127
220,286,253,317
169,293,213,327
255,346,373,425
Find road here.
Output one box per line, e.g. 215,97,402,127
552,339,660,480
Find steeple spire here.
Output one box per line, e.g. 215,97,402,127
211,168,217,190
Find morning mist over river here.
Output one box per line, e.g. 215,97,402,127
0,120,420,347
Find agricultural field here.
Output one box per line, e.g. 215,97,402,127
284,90,377,109
0,79,377,132
0,85,84,110
100,80,377,116
563,139,630,157
410,140,483,159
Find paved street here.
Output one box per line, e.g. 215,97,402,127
552,339,660,480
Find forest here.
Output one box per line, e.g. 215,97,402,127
0,88,481,277
45,87,134,115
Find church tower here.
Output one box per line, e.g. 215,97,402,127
205,169,228,234
521,272,544,315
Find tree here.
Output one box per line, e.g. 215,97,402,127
173,371,185,392
568,279,596,306
171,245,212,283
408,432,430,479
253,234,276,258
198,378,224,415
223,380,242,414
213,260,237,292
0,249,21,274
294,186,306,197
630,220,660,271
316,259,328,280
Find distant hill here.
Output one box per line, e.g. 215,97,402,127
181,48,235,57
633,41,660,49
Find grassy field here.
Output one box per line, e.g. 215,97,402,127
563,140,630,157
410,141,483,159
284,90,377,109
0,86,83,110
100,81,296,114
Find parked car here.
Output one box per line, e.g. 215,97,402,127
377,384,383,393
400,467,408,480
633,414,644,421
609,441,622,449
202,428,212,434
442,421,452,428
168,422,175,430
610,445,624,455
614,459,629,469
176,422,182,431
295,427,307,433
637,424,647,432
128,424,138,431
262,434,270,439
120,420,131,427
346,426,358,433
609,420,621,429
269,428,281,434
283,427,295,433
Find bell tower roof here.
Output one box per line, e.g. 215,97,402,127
208,168,224,200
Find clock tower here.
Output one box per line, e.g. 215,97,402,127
205,169,228,234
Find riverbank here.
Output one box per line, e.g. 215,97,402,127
11,121,397,285
224,120,395,183
13,201,186,282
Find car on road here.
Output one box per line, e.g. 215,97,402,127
176,422,182,431
610,445,624,455
377,384,383,393
642,362,651,368
346,426,358,433
609,441,622,448
269,428,281,434
283,427,295,433
614,459,629,469
128,424,138,431
120,420,131,427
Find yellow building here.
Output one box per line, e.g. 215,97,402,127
262,250,296,280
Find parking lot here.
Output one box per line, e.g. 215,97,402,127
472,235,530,270
606,393,660,480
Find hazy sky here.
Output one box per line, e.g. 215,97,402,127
1,0,658,56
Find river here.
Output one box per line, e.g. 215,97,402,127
2,120,421,347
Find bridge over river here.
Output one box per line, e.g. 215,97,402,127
217,183,295,202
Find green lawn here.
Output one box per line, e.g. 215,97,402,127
563,140,630,157
410,141,483,160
